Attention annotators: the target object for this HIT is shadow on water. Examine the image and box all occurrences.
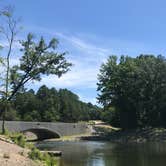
[36,141,166,166]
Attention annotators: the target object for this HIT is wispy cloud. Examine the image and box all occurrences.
[22,25,155,104]
[0,39,22,50]
[3,25,153,104]
[56,32,110,57]
[19,26,113,104]
[24,25,111,90]
[32,67,98,89]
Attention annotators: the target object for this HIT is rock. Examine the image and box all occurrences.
[41,150,62,156]
[3,153,10,159]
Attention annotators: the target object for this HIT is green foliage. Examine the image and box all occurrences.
[1,131,27,147]
[0,130,57,165]
[0,85,101,122]
[101,107,120,127]
[98,55,166,129]
[10,133,26,147]
[59,89,83,122]
[9,33,72,101]
[0,128,9,135]
[87,103,102,120]
[28,147,43,160]
[0,7,72,134]
[28,147,58,166]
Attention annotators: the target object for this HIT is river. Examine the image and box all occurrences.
[36,141,166,166]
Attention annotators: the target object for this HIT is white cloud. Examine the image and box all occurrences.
[33,67,98,89]
[1,25,163,104]
[0,39,22,50]
[56,32,110,57]
[78,94,97,105]
[10,57,20,66]
[23,26,109,92]
[26,25,111,60]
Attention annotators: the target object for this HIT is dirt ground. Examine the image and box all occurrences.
[0,137,39,166]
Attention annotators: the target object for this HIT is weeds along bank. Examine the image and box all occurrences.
[0,131,58,166]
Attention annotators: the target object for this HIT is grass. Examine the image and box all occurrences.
[0,129,26,147]
[0,130,58,166]
[28,147,58,166]
[10,133,26,147]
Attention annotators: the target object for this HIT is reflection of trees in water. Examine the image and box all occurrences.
[58,141,99,166]
[38,141,166,166]
[102,143,166,166]
[59,141,117,166]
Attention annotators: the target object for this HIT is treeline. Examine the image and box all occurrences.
[98,55,166,129]
[2,85,101,122]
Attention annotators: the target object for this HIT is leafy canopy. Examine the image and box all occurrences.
[9,33,72,100]
[97,55,166,129]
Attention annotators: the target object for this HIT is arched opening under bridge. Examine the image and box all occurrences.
[23,128,61,140]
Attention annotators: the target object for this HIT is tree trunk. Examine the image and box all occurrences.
[2,110,6,134]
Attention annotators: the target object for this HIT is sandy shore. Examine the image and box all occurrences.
[81,127,166,143]
[0,136,40,166]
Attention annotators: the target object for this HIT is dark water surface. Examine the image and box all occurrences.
[36,141,166,166]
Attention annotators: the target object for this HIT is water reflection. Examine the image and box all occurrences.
[36,141,166,166]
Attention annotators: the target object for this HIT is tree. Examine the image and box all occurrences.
[59,89,80,122]
[97,55,166,129]
[14,90,39,121]
[9,33,72,100]
[3,85,101,122]
[36,85,60,121]
[0,6,20,133]
[0,8,72,133]
[101,107,120,127]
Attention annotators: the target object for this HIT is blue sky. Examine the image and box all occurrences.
[1,0,166,104]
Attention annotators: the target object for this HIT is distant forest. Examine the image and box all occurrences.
[0,85,101,122]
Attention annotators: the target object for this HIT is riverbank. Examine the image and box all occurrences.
[38,124,166,144]
[0,135,39,166]
[0,133,59,166]
[80,127,166,143]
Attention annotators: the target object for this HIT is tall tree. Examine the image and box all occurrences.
[8,85,101,122]
[0,6,20,133]
[0,8,72,133]
[97,55,166,129]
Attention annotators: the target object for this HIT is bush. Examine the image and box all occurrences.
[0,128,9,135]
[10,133,26,147]
[43,152,58,166]
[28,147,43,160]
[1,131,58,166]
[28,147,58,166]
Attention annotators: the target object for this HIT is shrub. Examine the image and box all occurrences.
[28,147,58,166]
[10,133,26,147]
[28,147,43,160]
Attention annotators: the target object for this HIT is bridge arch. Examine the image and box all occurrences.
[23,128,61,140]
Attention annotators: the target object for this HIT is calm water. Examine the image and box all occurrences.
[36,141,166,166]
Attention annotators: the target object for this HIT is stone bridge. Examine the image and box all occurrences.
[0,121,90,140]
